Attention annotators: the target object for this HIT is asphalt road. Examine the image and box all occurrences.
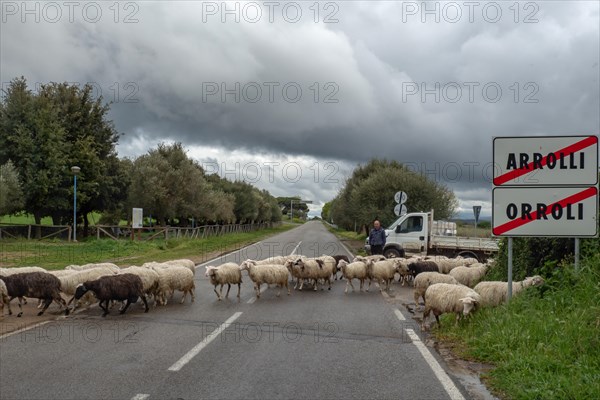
[0,221,469,400]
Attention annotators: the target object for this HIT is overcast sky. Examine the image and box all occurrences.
[2,1,599,219]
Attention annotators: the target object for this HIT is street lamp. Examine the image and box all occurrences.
[290,199,312,220]
[71,166,80,242]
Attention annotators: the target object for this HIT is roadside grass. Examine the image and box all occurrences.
[0,223,296,269]
[432,255,600,399]
[456,225,492,238]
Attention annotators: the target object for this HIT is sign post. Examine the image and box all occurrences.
[473,205,481,230]
[132,208,143,241]
[493,135,599,300]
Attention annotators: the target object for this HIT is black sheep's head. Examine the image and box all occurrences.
[74,283,89,299]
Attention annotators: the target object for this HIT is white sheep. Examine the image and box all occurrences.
[65,263,120,272]
[352,255,386,263]
[150,266,195,305]
[338,259,372,293]
[293,257,335,291]
[239,263,290,298]
[242,256,288,267]
[366,259,406,292]
[117,266,161,305]
[160,259,196,274]
[0,279,9,317]
[422,283,481,329]
[473,275,545,307]
[205,263,242,300]
[413,272,459,308]
[449,265,489,287]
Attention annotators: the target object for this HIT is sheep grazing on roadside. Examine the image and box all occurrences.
[408,261,440,278]
[239,263,290,298]
[422,283,481,330]
[74,273,148,317]
[473,276,545,307]
[413,272,459,309]
[150,266,195,305]
[338,259,372,293]
[366,259,407,292]
[0,279,10,317]
[0,272,68,317]
[332,255,350,280]
[205,263,242,301]
[449,265,489,288]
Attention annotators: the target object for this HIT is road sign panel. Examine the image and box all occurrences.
[493,135,598,186]
[492,186,598,237]
[394,204,408,216]
[394,191,408,204]
[473,206,481,223]
[132,208,143,229]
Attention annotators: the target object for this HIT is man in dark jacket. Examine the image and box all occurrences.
[368,219,386,255]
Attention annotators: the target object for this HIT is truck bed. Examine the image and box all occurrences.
[430,235,499,252]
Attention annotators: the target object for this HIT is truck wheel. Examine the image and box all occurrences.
[384,248,401,258]
[458,251,479,261]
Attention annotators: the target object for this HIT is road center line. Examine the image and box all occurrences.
[405,328,465,400]
[290,241,302,255]
[394,309,406,321]
[130,394,150,400]
[167,312,243,372]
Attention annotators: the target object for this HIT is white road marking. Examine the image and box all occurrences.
[394,309,406,321]
[168,312,243,372]
[246,286,268,304]
[337,239,355,259]
[290,241,302,256]
[405,329,466,400]
[131,394,150,400]
[0,320,50,341]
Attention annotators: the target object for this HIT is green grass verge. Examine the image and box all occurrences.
[0,223,296,269]
[432,255,600,399]
[0,212,105,225]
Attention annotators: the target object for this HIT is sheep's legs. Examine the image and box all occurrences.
[225,283,232,298]
[286,281,290,295]
[141,295,149,312]
[37,298,52,316]
[99,300,109,317]
[8,296,23,317]
[236,283,241,298]
[345,279,355,294]
[214,285,222,301]
[313,279,318,291]
[255,283,261,298]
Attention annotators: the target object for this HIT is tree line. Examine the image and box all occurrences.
[0,78,282,236]
[322,159,458,232]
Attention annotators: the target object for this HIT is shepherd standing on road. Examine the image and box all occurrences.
[368,219,386,255]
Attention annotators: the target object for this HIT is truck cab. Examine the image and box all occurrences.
[365,212,431,258]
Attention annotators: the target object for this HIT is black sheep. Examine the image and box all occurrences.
[0,272,67,317]
[408,261,440,277]
[74,273,149,317]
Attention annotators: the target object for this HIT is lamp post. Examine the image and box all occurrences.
[71,166,80,242]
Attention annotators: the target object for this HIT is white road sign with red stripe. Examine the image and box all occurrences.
[493,135,598,186]
[492,186,598,237]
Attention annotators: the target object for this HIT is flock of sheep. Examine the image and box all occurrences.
[0,253,544,330]
[204,253,545,329]
[0,260,195,318]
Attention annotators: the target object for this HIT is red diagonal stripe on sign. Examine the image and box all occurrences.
[494,136,598,186]
[493,186,598,236]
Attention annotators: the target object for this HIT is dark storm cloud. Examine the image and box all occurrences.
[2,1,598,216]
